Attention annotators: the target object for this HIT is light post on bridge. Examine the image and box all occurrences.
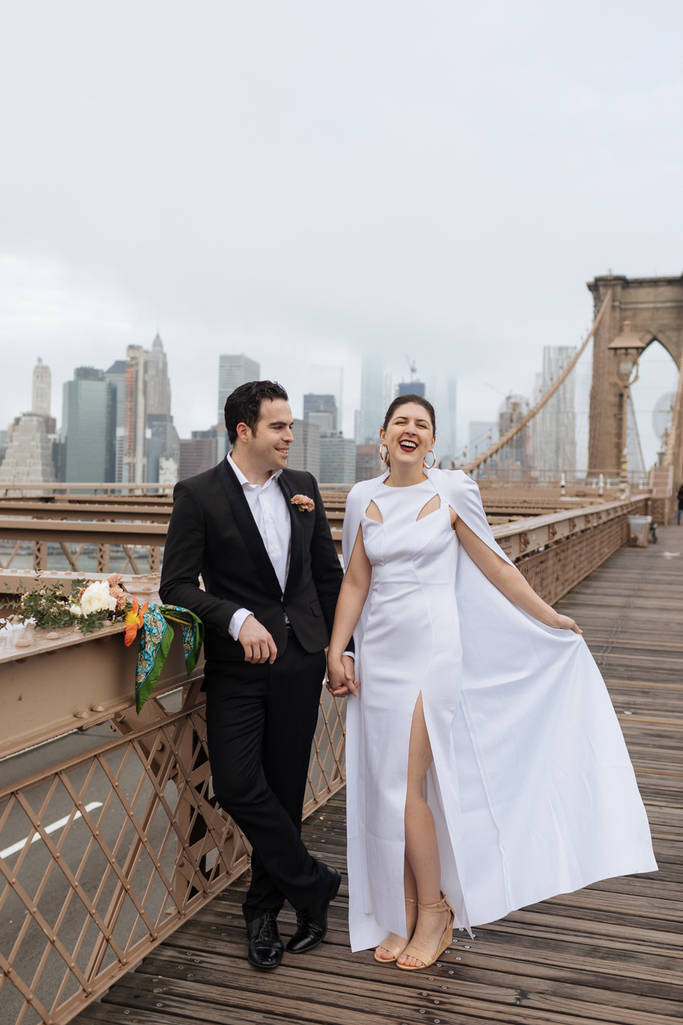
[608,321,646,487]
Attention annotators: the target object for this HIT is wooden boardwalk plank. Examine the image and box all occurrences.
[73,524,683,1025]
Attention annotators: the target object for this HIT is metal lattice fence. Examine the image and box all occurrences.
[0,680,345,1025]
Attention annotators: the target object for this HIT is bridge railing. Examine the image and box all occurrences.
[493,495,648,605]
[0,483,175,500]
[0,625,345,1025]
[0,521,166,576]
[469,467,651,489]
[0,489,652,1025]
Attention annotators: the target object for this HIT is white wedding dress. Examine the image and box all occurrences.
[342,469,656,953]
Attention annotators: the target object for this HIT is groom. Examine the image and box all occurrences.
[160,380,349,969]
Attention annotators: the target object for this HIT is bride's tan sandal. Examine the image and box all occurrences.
[396,892,454,971]
[374,898,417,964]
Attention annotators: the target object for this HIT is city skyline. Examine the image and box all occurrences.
[1,333,676,476]
[1,3,680,477]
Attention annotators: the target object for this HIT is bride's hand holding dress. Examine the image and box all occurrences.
[452,512,582,634]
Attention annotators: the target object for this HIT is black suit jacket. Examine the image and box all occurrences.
[159,460,345,661]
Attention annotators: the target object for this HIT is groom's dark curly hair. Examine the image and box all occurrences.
[224,380,289,444]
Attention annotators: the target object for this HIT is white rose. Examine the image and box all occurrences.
[70,605,82,617]
[79,581,117,616]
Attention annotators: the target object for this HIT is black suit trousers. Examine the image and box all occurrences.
[204,632,327,921]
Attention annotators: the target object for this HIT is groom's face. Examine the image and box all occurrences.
[248,398,295,473]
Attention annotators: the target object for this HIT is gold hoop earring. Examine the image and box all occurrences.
[424,451,436,469]
[379,444,389,463]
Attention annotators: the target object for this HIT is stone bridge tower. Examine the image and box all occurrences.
[587,274,683,480]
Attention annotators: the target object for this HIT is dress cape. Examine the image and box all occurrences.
[342,468,656,951]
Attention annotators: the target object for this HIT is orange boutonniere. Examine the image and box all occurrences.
[124,597,150,646]
[290,494,315,512]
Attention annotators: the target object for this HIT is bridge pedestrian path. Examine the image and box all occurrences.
[72,523,683,1025]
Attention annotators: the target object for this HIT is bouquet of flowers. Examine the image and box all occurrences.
[14,574,148,644]
[9,577,204,712]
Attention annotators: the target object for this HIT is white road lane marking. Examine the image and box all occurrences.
[0,802,104,859]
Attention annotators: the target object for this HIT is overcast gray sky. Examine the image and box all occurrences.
[1,0,681,465]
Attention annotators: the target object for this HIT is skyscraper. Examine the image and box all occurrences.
[431,375,457,463]
[397,380,426,397]
[532,346,577,472]
[104,359,128,482]
[146,333,172,415]
[0,414,56,485]
[303,393,338,435]
[498,395,532,473]
[0,360,57,484]
[289,419,321,478]
[124,345,148,484]
[310,366,343,429]
[468,421,497,461]
[356,356,392,444]
[122,334,177,483]
[355,443,383,482]
[319,435,356,484]
[32,358,51,416]
[146,414,180,484]
[62,368,116,482]
[217,354,260,423]
[179,437,219,480]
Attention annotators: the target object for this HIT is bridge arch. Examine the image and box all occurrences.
[587,274,683,480]
[630,339,680,466]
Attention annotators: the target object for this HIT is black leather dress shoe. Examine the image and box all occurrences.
[246,912,284,969]
[286,866,342,954]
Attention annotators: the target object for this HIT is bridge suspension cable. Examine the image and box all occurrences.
[462,288,613,474]
[662,353,683,469]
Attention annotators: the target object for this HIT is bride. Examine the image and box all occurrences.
[327,394,656,971]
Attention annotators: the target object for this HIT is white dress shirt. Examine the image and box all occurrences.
[227,451,292,640]
[225,452,353,659]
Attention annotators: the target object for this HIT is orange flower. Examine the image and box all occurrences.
[124,598,149,646]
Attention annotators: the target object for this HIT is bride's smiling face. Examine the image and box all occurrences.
[380,402,435,468]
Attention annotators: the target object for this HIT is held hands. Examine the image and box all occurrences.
[327,653,360,698]
[238,614,278,664]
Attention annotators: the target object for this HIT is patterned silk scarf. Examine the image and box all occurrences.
[135,604,204,712]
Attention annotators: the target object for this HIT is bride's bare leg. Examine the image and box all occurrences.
[404,857,417,901]
[397,694,450,969]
